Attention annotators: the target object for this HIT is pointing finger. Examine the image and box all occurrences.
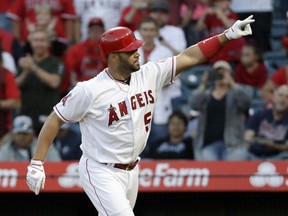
[244,15,253,20]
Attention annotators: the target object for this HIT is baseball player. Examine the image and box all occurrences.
[26,16,255,216]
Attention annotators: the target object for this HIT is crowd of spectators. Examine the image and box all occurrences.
[0,0,288,162]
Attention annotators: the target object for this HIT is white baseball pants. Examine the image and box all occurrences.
[79,155,139,216]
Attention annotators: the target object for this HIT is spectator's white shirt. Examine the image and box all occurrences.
[74,0,131,40]
[231,0,273,12]
[158,25,187,52]
[2,52,16,74]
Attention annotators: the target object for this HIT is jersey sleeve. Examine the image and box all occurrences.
[149,57,176,89]
[54,83,92,122]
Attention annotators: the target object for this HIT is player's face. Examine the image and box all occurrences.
[117,50,141,72]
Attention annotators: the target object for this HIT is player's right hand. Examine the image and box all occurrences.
[26,159,46,195]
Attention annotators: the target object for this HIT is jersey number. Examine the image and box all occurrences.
[144,112,152,132]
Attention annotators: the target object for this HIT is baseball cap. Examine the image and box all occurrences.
[12,116,34,134]
[88,17,104,28]
[213,60,232,72]
[150,0,169,12]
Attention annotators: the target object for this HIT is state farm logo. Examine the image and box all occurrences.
[139,163,209,187]
[250,162,284,187]
[0,168,18,187]
[58,163,82,188]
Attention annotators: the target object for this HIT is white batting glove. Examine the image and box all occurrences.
[26,159,46,195]
[225,15,255,40]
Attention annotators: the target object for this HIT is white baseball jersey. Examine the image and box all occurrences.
[54,57,176,164]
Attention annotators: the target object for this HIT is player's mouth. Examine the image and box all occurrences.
[134,61,140,66]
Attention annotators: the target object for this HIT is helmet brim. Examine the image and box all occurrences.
[116,39,145,53]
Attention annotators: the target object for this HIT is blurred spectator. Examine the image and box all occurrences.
[146,111,194,159]
[235,44,268,88]
[261,39,288,99]
[23,4,69,57]
[244,85,288,160]
[150,0,187,54]
[0,28,23,62]
[231,0,272,52]
[137,17,173,64]
[0,115,61,161]
[7,0,76,44]
[119,0,151,32]
[181,0,210,46]
[167,0,196,26]
[0,0,13,32]
[196,0,245,63]
[54,123,82,160]
[191,60,251,160]
[16,29,64,134]
[0,51,21,140]
[74,0,130,40]
[66,17,106,87]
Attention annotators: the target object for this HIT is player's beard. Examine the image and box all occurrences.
[118,55,140,73]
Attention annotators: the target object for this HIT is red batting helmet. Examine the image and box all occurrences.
[99,27,144,61]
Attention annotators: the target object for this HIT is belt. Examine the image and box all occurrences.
[103,159,139,171]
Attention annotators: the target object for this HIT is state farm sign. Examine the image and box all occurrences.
[139,163,209,188]
[1,161,288,192]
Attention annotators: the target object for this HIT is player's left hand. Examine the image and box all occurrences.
[225,15,255,40]
[26,159,46,195]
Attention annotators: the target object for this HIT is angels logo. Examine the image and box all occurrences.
[107,90,155,126]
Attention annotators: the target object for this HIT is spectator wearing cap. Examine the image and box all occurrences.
[190,60,251,160]
[66,17,107,87]
[16,29,64,134]
[0,51,20,140]
[118,0,151,32]
[149,0,187,55]
[54,123,82,160]
[0,115,61,161]
[196,0,245,63]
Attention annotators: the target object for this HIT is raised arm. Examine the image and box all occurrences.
[175,15,255,76]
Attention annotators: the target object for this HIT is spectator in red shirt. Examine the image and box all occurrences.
[118,0,151,32]
[0,49,21,139]
[167,0,196,26]
[196,0,245,63]
[66,18,107,87]
[235,44,268,88]
[7,0,76,44]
